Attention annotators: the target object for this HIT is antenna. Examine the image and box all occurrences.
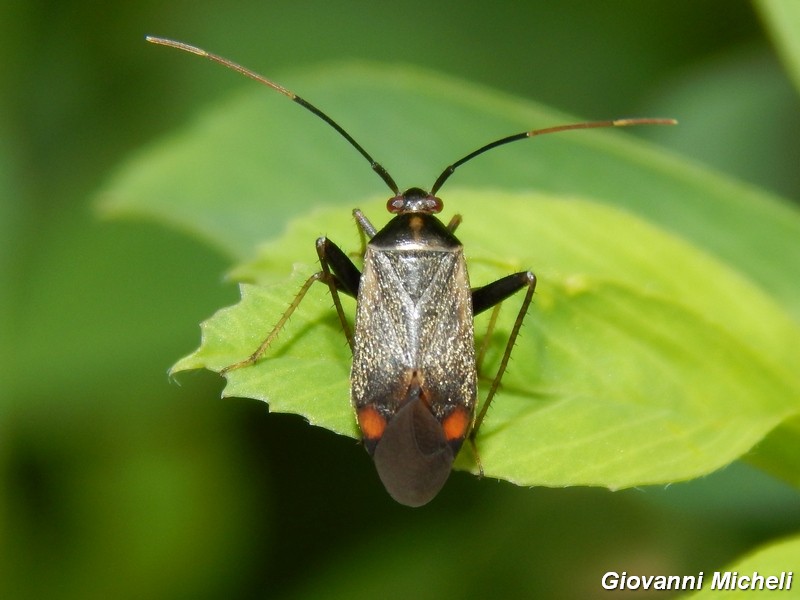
[147,37,676,200]
[146,36,400,195]
[430,118,677,195]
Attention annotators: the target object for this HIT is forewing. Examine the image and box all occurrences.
[351,247,476,415]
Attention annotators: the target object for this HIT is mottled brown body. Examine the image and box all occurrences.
[352,212,476,506]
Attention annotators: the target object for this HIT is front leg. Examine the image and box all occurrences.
[222,236,361,374]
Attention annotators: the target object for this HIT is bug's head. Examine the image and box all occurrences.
[386,187,443,216]
[364,395,455,507]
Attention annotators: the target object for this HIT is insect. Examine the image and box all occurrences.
[148,36,675,506]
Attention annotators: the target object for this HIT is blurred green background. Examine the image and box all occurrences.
[2,1,800,599]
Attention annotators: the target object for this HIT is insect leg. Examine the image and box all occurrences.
[470,271,537,438]
[475,303,502,376]
[221,237,361,374]
[351,208,378,258]
[446,214,462,233]
[317,236,361,351]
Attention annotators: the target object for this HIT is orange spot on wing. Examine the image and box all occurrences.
[442,407,470,441]
[357,406,386,440]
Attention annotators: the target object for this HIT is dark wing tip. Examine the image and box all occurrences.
[372,396,454,507]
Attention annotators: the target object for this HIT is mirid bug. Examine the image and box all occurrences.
[148,36,675,506]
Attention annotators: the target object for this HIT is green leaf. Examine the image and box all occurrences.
[758,0,800,95]
[745,414,800,488]
[172,193,800,488]
[684,534,800,598]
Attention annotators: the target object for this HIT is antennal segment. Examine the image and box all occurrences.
[429,117,677,195]
[146,36,400,195]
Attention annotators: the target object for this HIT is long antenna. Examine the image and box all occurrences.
[148,37,677,200]
[146,36,400,195]
[430,118,677,195]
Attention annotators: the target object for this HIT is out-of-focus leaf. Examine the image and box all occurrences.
[97,62,800,320]
[684,533,800,598]
[758,0,800,94]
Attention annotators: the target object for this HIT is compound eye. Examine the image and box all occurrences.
[428,196,443,213]
[386,195,405,213]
